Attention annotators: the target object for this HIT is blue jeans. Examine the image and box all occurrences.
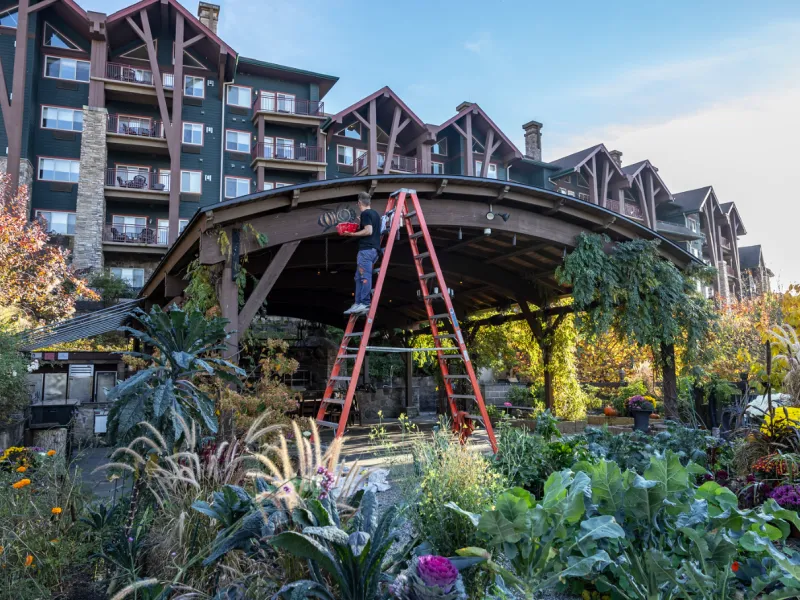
[355,248,378,305]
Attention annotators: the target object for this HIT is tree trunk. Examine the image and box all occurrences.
[542,344,554,411]
[660,342,678,420]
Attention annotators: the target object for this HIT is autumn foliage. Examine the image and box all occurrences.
[0,175,96,323]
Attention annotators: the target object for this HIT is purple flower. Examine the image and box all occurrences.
[715,470,730,482]
[769,484,800,511]
[417,555,458,592]
[127,537,134,542]
[703,473,714,482]
[746,474,756,483]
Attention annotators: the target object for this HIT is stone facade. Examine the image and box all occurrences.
[716,260,730,302]
[0,157,34,210]
[522,120,543,161]
[73,106,109,273]
[105,255,163,283]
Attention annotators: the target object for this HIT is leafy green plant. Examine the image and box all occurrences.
[89,270,135,307]
[0,328,30,422]
[269,490,398,599]
[611,379,648,414]
[107,305,245,445]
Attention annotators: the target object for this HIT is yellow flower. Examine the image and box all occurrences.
[51,507,62,515]
[0,545,4,555]
[24,555,33,567]
[50,539,59,544]
[46,450,56,457]
[15,466,26,473]
[12,478,31,489]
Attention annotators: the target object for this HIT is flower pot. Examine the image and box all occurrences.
[631,409,652,432]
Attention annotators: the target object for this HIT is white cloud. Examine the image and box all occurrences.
[549,85,800,288]
[464,33,492,54]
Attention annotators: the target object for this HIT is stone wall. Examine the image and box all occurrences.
[105,255,163,283]
[0,157,34,210]
[73,106,108,272]
[31,427,68,457]
[0,419,25,450]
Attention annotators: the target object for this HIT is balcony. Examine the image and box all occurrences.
[606,199,644,221]
[720,236,732,251]
[103,224,168,254]
[106,114,168,154]
[100,63,173,104]
[252,94,325,128]
[355,152,420,175]
[104,168,170,203]
[251,142,326,173]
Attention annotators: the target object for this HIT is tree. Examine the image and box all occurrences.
[557,233,717,418]
[0,175,96,322]
[107,306,245,445]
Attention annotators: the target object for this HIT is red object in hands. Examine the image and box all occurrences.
[337,222,358,235]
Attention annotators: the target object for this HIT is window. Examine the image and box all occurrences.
[474,161,498,179]
[180,170,202,194]
[182,122,203,145]
[472,138,485,153]
[172,42,205,68]
[157,219,169,244]
[110,267,145,289]
[225,130,250,153]
[120,41,154,62]
[577,174,589,189]
[0,7,18,28]
[225,176,251,198]
[112,214,147,237]
[431,138,447,155]
[162,72,175,89]
[275,137,294,159]
[38,157,79,182]
[45,56,90,82]
[179,219,188,232]
[43,23,82,51]
[263,182,275,190]
[35,210,76,235]
[258,91,296,113]
[41,106,83,132]
[184,75,204,98]
[275,182,291,188]
[115,115,152,136]
[114,165,150,188]
[337,145,353,166]
[431,161,445,175]
[335,123,361,140]
[227,85,251,107]
[355,148,367,169]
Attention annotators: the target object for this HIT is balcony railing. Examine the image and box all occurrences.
[253,94,323,117]
[251,142,324,163]
[107,114,165,139]
[606,199,644,220]
[104,224,168,246]
[105,169,170,191]
[355,152,420,174]
[106,63,154,86]
[720,236,731,250]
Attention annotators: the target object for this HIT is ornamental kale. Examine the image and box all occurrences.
[769,484,800,511]
[391,555,467,599]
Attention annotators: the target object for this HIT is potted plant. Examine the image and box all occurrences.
[627,395,654,432]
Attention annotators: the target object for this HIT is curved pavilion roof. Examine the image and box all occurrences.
[140,175,700,330]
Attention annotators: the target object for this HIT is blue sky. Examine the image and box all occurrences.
[81,0,800,286]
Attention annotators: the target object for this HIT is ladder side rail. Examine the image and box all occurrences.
[316,315,357,422]
[334,191,409,437]
[409,192,498,451]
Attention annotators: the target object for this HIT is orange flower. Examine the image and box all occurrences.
[731,561,740,573]
[0,545,4,555]
[12,478,31,489]
[46,450,56,457]
[51,507,62,515]
[24,555,33,567]
[15,466,26,473]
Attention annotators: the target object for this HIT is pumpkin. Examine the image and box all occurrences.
[650,413,660,419]
[604,406,618,417]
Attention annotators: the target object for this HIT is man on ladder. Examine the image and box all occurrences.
[342,192,381,316]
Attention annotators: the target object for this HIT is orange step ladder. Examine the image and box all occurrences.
[315,188,498,453]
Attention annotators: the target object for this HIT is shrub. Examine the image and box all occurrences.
[0,330,31,422]
[410,432,504,556]
[610,379,648,414]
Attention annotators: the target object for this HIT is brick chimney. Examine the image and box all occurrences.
[197,2,220,34]
[609,149,623,168]
[522,120,543,161]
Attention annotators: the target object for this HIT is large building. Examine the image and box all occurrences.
[0,0,764,299]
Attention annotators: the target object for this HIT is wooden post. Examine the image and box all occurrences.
[646,172,658,232]
[465,113,474,176]
[169,13,186,244]
[383,105,401,175]
[405,351,413,408]
[481,130,495,178]
[257,117,265,190]
[368,99,378,175]
[237,241,300,334]
[660,342,678,420]
[87,12,107,108]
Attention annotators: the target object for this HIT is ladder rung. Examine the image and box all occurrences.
[323,398,345,406]
[450,394,476,399]
[409,231,424,239]
[415,252,430,260]
[424,294,444,301]
[434,334,456,339]
[466,414,484,421]
[316,420,339,429]
[330,376,351,381]
[444,375,469,379]
[404,210,417,218]
[338,354,358,359]
[419,273,437,280]
[344,332,364,338]
[430,313,450,320]
[442,355,464,360]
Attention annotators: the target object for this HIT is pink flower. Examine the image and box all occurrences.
[417,555,458,592]
[503,402,512,407]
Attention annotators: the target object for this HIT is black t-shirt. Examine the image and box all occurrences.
[358,208,381,250]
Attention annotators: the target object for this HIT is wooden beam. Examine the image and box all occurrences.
[396,116,411,136]
[434,178,448,197]
[169,13,186,244]
[646,172,657,232]
[238,241,300,333]
[352,110,370,129]
[28,0,58,13]
[544,198,566,216]
[220,259,239,362]
[0,58,11,126]
[487,242,549,264]
[465,113,474,176]
[183,32,205,48]
[587,156,598,204]
[5,0,30,190]
[368,99,378,175]
[600,160,610,208]
[383,105,402,175]
[451,122,467,139]
[165,274,187,297]
[481,129,494,178]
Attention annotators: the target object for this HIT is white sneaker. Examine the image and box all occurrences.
[343,303,360,314]
[354,304,371,315]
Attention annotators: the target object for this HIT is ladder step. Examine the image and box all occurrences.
[466,414,484,421]
[330,376,351,381]
[434,334,456,339]
[323,398,345,406]
[430,313,450,320]
[444,375,470,379]
[442,354,464,360]
[404,210,417,218]
[409,231,424,240]
[338,354,358,359]
[316,419,339,429]
[344,332,364,338]
[450,394,476,399]
[419,273,437,280]
[424,294,444,301]
[415,252,430,260]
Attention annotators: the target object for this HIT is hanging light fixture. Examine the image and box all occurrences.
[458,227,462,240]
[512,234,517,246]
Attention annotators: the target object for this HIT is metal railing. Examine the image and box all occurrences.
[606,199,644,220]
[253,94,323,116]
[355,152,420,174]
[106,63,154,85]
[107,114,165,139]
[104,224,168,246]
[105,169,170,191]
[251,142,324,163]
[720,236,731,250]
